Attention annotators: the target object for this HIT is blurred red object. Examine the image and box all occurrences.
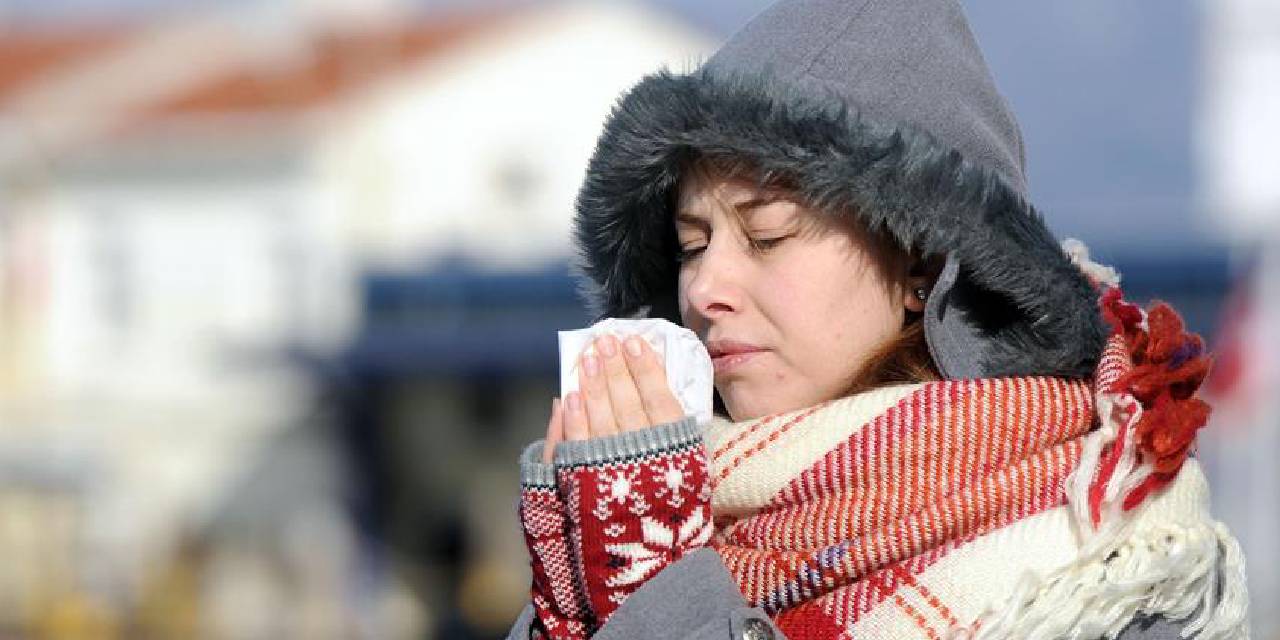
[1204,261,1271,427]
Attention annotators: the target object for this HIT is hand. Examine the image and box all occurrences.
[543,334,685,463]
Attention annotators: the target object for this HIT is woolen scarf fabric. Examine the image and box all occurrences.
[707,376,1093,635]
[699,286,1249,639]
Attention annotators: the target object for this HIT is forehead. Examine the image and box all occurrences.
[675,171,796,224]
[678,169,764,205]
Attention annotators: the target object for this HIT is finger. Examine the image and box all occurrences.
[579,352,619,437]
[543,397,563,464]
[623,335,686,424]
[597,335,649,431]
[563,392,589,441]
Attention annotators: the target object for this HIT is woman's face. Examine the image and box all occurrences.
[675,170,922,421]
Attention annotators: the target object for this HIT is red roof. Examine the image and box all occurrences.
[0,8,509,122]
[0,25,134,103]
[145,11,506,118]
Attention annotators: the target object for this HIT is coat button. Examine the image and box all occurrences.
[741,618,774,640]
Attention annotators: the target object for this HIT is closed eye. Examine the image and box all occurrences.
[751,236,790,251]
[676,245,706,263]
[677,235,791,263]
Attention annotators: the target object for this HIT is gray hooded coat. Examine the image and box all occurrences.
[511,0,1187,637]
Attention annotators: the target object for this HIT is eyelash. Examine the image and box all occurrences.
[676,235,790,263]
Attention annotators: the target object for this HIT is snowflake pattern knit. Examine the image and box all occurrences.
[519,417,710,637]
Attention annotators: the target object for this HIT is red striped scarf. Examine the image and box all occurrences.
[706,375,1098,637]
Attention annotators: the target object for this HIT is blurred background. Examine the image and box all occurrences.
[0,0,1276,638]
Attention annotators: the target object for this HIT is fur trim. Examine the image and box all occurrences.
[573,69,1106,379]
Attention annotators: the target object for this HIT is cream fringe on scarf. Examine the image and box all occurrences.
[971,241,1249,639]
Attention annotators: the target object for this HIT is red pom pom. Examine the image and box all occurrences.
[1099,292,1214,512]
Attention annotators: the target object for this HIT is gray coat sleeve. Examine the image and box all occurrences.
[1111,615,1190,640]
[507,549,784,640]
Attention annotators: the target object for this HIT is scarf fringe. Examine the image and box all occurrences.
[963,489,1248,640]
[1063,238,1121,290]
[961,250,1249,639]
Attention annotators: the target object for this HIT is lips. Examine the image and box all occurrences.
[705,339,768,374]
[705,339,766,359]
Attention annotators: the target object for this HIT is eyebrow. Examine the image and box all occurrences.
[675,197,782,226]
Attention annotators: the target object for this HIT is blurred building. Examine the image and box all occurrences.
[0,2,712,637]
[1197,0,1280,636]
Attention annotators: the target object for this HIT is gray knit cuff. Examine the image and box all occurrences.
[552,416,702,468]
[519,441,555,488]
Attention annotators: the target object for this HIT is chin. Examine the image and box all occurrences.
[723,394,778,422]
[720,375,819,420]
[727,389,829,422]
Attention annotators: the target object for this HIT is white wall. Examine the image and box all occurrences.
[316,1,715,271]
[1198,0,1280,237]
[0,162,357,599]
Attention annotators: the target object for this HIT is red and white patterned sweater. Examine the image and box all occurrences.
[517,417,711,639]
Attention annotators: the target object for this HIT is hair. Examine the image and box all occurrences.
[843,315,939,395]
[678,153,941,410]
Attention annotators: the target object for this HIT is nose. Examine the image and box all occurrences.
[681,234,745,321]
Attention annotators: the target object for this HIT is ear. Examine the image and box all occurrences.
[904,283,927,313]
[903,254,946,313]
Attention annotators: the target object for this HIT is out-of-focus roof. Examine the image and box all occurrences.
[0,7,521,162]
[0,25,134,102]
[144,12,506,117]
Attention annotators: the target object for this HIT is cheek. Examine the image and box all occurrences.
[832,278,900,338]
[676,271,695,325]
[780,248,901,353]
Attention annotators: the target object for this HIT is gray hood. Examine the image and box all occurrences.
[572,0,1106,379]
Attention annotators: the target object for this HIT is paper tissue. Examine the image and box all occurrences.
[558,318,714,426]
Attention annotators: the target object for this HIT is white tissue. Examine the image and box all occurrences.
[558,318,714,426]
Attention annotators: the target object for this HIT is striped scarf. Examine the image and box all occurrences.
[706,376,1096,638]
[703,294,1249,639]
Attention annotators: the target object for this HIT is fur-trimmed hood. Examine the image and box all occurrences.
[571,0,1106,379]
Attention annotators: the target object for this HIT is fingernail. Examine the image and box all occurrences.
[551,397,560,413]
[625,336,644,357]
[583,355,600,377]
[598,335,617,358]
[566,392,582,412]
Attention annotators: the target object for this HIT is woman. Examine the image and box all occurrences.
[510,0,1250,638]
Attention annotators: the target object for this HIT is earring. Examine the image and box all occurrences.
[914,287,928,301]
